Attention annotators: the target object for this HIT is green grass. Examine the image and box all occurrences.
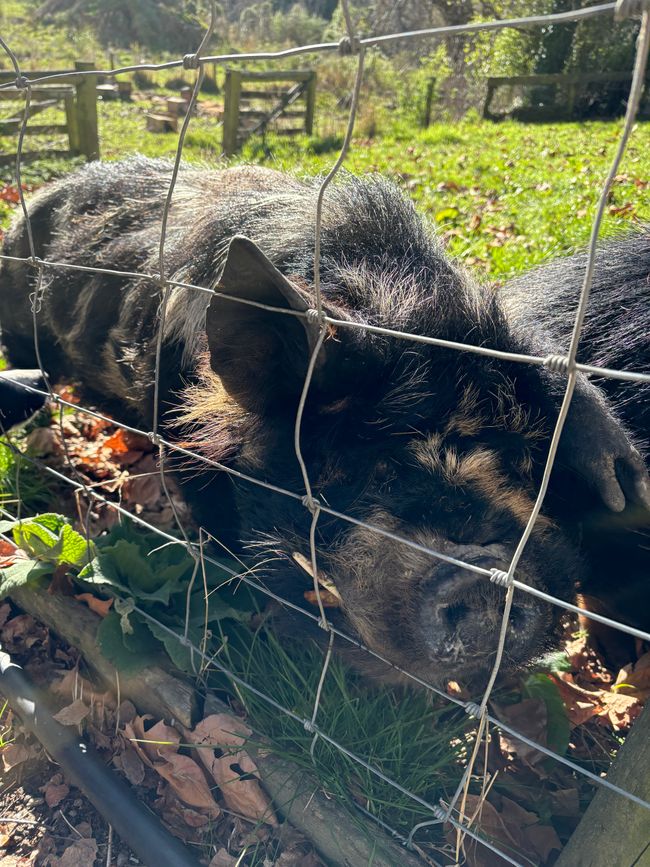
[0,426,55,516]
[3,108,649,281]
[238,116,650,278]
[212,621,469,836]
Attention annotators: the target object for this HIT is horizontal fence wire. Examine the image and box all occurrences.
[1,0,649,864]
[1,438,648,819]
[6,376,650,644]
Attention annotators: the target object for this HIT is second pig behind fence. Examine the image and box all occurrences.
[0,156,648,686]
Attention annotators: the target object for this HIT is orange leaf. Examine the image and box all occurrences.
[304,589,341,608]
[74,593,114,617]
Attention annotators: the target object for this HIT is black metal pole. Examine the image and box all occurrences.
[0,648,202,867]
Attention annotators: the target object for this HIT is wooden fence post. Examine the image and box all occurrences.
[304,71,316,135]
[64,91,80,155]
[74,60,99,160]
[422,77,436,128]
[222,69,242,157]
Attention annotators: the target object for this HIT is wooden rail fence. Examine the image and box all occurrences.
[484,71,639,121]
[0,61,99,163]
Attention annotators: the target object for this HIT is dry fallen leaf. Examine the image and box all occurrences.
[551,672,642,731]
[613,651,650,699]
[1,741,37,772]
[550,674,601,727]
[452,794,561,867]
[154,752,221,819]
[493,698,547,763]
[125,716,220,818]
[49,837,98,867]
[187,714,278,825]
[117,746,146,787]
[129,717,180,764]
[42,774,70,808]
[53,699,91,727]
[304,589,341,608]
[209,849,238,867]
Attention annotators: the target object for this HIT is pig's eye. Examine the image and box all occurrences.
[374,459,397,480]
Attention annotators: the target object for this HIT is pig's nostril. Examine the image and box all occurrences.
[443,601,469,629]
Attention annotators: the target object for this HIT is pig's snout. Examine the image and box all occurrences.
[419,547,547,669]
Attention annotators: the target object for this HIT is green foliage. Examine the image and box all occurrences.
[523,672,571,756]
[0,433,53,515]
[35,0,207,52]
[1,512,95,567]
[0,512,93,598]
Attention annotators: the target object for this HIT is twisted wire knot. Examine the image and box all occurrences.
[303,719,316,733]
[616,0,650,19]
[148,431,161,446]
[489,567,512,588]
[431,804,448,821]
[464,701,482,719]
[338,35,361,55]
[301,494,320,514]
[182,53,200,69]
[15,75,28,90]
[544,354,570,374]
[29,290,42,315]
[305,307,326,326]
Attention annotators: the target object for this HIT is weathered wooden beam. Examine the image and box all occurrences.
[0,122,68,135]
[223,69,242,157]
[9,586,197,728]
[0,87,74,101]
[237,69,314,82]
[74,61,99,161]
[555,703,650,867]
[304,72,316,134]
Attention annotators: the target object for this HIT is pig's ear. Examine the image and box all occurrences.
[205,236,321,411]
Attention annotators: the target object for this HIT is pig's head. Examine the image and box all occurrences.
[178,235,640,686]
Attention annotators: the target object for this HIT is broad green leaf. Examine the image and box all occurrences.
[97,611,160,674]
[0,559,51,598]
[523,673,570,756]
[435,207,459,222]
[146,617,207,674]
[185,587,252,627]
[79,539,187,604]
[9,513,95,568]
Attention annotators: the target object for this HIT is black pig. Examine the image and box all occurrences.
[0,157,647,685]
[504,237,650,655]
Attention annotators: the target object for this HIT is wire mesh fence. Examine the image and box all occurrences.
[0,0,649,864]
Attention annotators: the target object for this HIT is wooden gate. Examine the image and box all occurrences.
[0,61,99,164]
[222,69,316,156]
